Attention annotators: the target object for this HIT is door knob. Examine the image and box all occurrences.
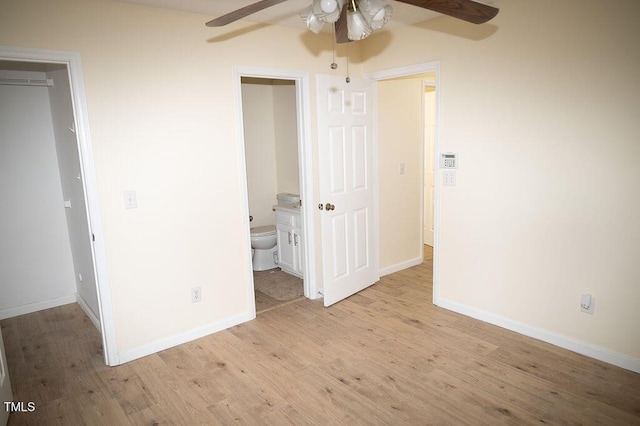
[325,203,335,211]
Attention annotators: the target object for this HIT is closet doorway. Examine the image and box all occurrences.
[0,60,100,324]
[0,46,115,366]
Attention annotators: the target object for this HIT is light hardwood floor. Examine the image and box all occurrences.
[2,246,639,425]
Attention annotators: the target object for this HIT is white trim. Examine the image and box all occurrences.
[0,46,117,366]
[438,298,640,374]
[421,79,437,252]
[233,66,317,301]
[379,256,423,277]
[297,72,318,298]
[366,61,441,304]
[117,311,254,365]
[419,80,425,253]
[365,62,440,81]
[232,68,258,318]
[371,79,381,284]
[0,295,76,321]
[431,68,441,307]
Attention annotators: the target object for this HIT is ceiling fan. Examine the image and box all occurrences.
[205,0,499,43]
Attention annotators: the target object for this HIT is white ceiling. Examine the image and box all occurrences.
[118,0,444,32]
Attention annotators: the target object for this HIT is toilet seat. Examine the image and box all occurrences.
[250,225,276,237]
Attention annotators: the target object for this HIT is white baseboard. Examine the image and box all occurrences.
[76,294,101,331]
[380,255,423,277]
[116,311,256,365]
[0,294,77,320]
[437,298,640,374]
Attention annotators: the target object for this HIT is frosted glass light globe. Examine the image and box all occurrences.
[320,0,338,13]
[373,8,386,21]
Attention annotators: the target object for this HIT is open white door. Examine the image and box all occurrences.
[316,75,378,306]
[0,329,12,425]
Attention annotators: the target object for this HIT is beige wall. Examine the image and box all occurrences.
[3,0,639,368]
[377,75,428,270]
[273,82,300,196]
[242,79,299,228]
[364,0,640,363]
[0,0,352,359]
[241,81,278,228]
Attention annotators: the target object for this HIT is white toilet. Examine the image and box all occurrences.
[250,193,300,271]
[250,225,278,271]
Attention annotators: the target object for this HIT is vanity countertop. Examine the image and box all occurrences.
[273,203,300,214]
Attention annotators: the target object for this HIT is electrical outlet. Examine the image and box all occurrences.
[580,293,595,314]
[191,287,202,303]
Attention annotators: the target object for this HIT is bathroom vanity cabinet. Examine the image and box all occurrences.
[275,206,304,278]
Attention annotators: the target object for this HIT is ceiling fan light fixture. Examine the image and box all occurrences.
[347,10,372,40]
[359,0,393,30]
[312,0,344,23]
[302,0,345,32]
[300,5,326,34]
[322,3,343,23]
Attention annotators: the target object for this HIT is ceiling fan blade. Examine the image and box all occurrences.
[395,0,499,24]
[206,0,290,27]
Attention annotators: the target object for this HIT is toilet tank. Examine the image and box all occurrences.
[277,192,300,206]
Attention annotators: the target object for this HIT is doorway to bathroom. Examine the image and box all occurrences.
[235,67,316,314]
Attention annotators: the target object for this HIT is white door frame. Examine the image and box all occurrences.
[0,46,117,365]
[422,79,436,247]
[233,66,317,301]
[366,61,441,305]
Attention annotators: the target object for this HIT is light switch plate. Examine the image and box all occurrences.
[443,170,456,186]
[124,191,137,209]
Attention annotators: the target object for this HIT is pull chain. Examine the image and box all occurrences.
[331,24,338,70]
[346,41,350,83]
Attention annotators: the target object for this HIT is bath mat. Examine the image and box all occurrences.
[254,269,303,301]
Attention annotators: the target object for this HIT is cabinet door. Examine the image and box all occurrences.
[276,225,295,271]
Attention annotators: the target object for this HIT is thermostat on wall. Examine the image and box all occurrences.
[441,152,458,169]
